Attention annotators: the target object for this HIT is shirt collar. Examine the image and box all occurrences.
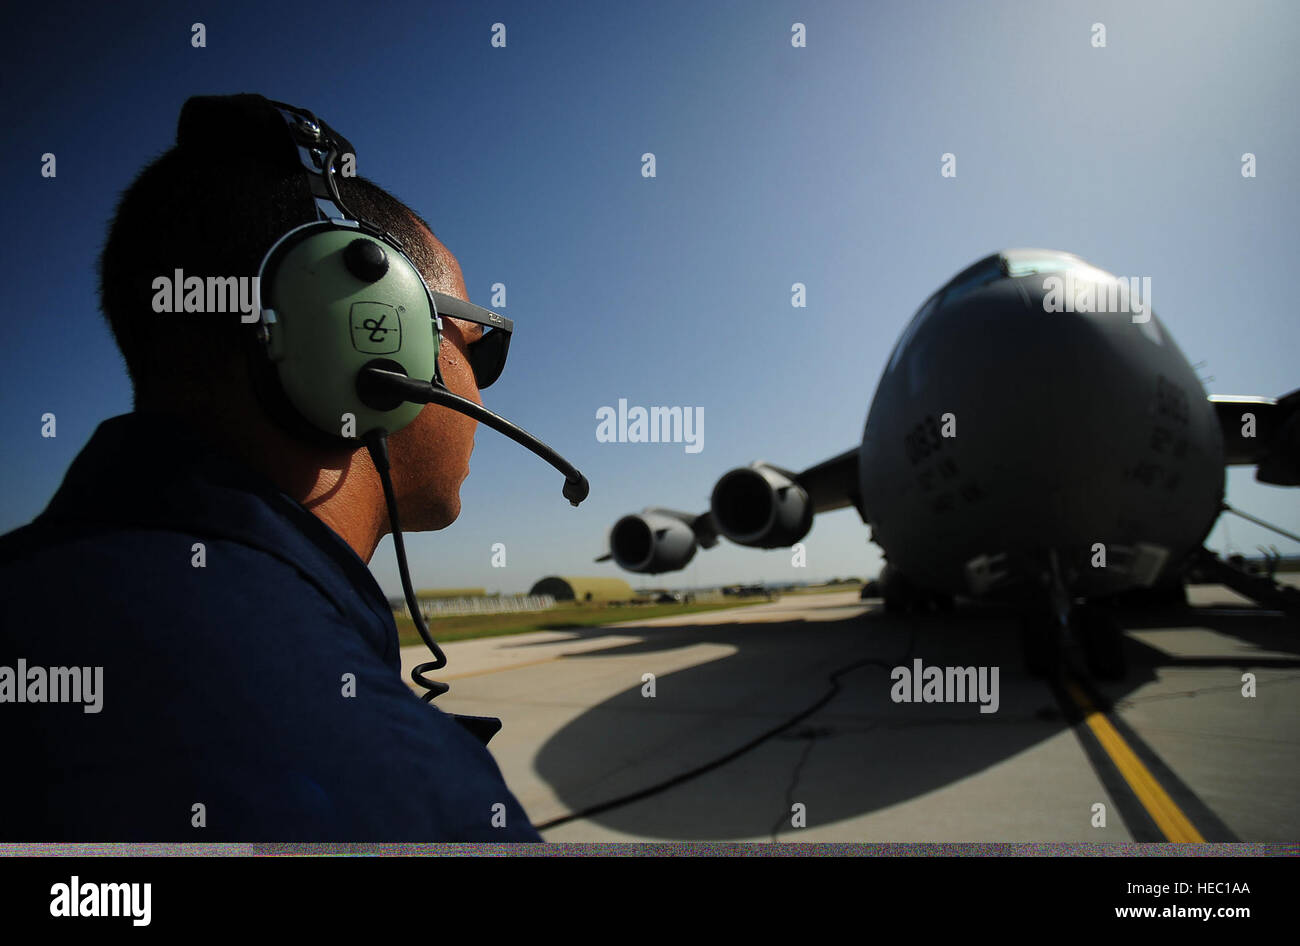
[39,412,398,662]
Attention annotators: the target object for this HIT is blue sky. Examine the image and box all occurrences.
[2,0,1297,596]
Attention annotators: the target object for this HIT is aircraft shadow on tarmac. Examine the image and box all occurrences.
[527,602,1299,840]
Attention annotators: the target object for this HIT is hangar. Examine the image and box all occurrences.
[529,576,638,604]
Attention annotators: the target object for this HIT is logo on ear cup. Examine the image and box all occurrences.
[350,302,402,354]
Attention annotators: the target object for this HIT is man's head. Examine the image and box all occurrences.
[97,95,480,540]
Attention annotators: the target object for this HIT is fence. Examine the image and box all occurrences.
[393,595,557,620]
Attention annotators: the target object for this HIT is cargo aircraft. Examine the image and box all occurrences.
[598,249,1300,678]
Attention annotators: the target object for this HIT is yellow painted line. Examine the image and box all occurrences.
[1063,680,1204,842]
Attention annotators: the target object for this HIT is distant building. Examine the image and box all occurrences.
[529,576,638,604]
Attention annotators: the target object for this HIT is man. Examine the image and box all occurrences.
[0,94,542,841]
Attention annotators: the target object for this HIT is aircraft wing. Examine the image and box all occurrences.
[785,447,862,514]
[597,448,862,573]
[1209,387,1300,486]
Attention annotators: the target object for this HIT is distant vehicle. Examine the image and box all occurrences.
[598,249,1299,679]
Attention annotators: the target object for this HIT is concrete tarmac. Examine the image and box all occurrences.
[401,585,1299,842]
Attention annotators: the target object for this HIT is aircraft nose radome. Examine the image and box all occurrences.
[973,311,1139,501]
[868,283,1181,577]
[859,254,1226,600]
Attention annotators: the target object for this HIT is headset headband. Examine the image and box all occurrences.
[265,100,413,257]
[267,102,357,224]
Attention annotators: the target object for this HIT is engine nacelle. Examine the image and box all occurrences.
[608,511,699,574]
[710,463,813,548]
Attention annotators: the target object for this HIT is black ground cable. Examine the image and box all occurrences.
[770,730,824,841]
[534,627,916,832]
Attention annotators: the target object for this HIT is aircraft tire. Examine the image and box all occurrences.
[1020,615,1063,678]
[1077,605,1127,680]
[883,593,908,615]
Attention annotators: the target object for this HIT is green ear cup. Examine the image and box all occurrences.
[259,223,440,439]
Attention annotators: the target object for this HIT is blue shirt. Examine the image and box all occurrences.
[0,413,541,841]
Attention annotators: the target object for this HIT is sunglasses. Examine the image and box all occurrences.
[429,291,513,389]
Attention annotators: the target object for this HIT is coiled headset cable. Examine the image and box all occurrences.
[356,369,589,703]
[363,429,449,702]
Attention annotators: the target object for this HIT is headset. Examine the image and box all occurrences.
[195,95,588,718]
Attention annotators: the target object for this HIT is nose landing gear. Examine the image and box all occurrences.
[1019,550,1128,680]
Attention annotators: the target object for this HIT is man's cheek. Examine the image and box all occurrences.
[437,347,468,385]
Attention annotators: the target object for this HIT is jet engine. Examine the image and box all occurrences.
[608,511,699,574]
[709,463,813,548]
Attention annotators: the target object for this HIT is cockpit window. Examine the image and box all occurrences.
[1002,249,1084,278]
[1004,250,1116,296]
[939,254,1007,307]
[886,292,940,375]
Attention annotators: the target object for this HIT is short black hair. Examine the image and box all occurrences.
[97,120,443,406]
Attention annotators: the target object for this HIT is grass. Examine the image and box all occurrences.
[779,582,864,595]
[392,598,767,647]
